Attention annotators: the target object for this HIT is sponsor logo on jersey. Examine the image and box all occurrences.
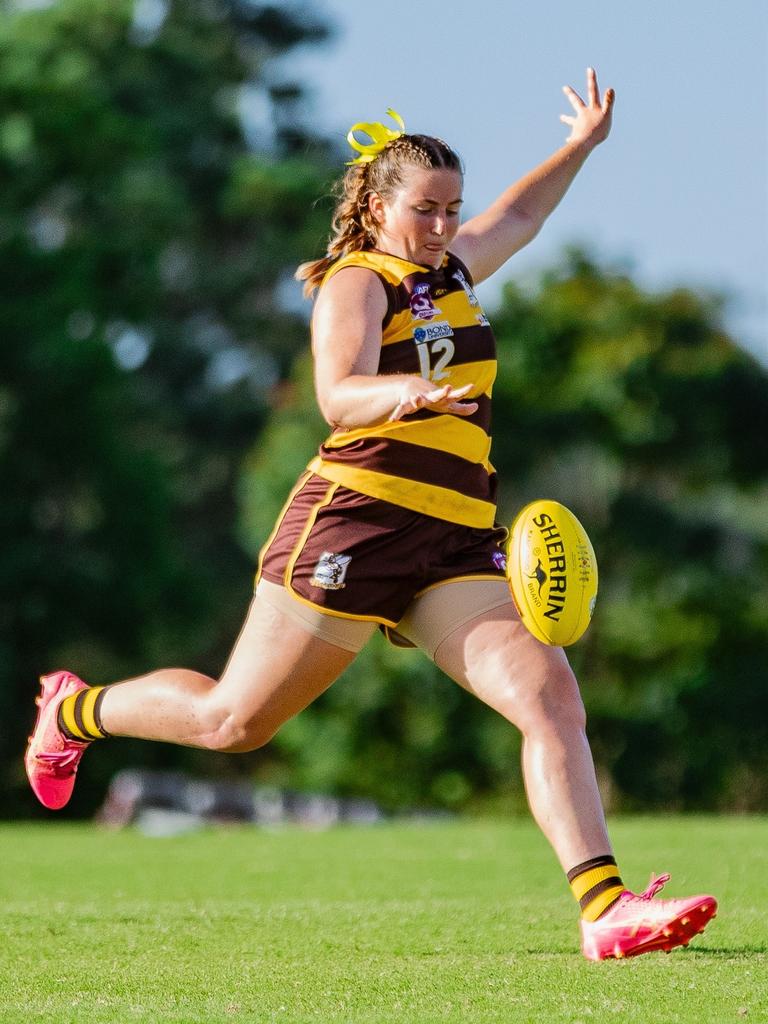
[452,267,479,306]
[413,320,454,345]
[476,312,491,327]
[310,551,352,590]
[492,550,507,571]
[409,283,441,321]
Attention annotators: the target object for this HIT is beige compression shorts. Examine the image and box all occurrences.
[255,576,514,659]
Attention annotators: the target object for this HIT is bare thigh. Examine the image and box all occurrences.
[432,600,581,733]
[209,594,359,749]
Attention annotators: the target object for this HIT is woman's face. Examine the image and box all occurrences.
[369,165,463,268]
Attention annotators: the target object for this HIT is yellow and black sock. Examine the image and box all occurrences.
[567,855,625,921]
[57,686,111,742]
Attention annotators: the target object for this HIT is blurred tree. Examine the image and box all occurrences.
[240,250,768,812]
[0,0,334,815]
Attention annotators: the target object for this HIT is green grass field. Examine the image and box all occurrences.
[2,817,767,1024]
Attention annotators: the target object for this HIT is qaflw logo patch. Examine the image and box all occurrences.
[409,283,441,321]
[310,551,352,590]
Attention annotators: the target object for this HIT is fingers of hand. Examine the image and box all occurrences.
[562,84,585,112]
[390,389,424,421]
[426,384,474,406]
[565,70,614,123]
[443,383,472,399]
[391,397,425,420]
[391,381,475,420]
[587,66,599,106]
[448,401,479,417]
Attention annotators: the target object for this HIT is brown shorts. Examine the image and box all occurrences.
[256,472,509,628]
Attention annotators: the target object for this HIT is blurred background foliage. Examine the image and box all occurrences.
[1,0,766,818]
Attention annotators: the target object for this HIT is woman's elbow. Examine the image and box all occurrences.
[316,389,345,429]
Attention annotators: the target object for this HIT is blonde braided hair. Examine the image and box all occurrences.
[295,133,463,297]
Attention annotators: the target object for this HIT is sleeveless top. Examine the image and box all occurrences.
[307,249,498,529]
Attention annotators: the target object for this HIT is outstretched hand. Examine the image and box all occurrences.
[561,67,615,147]
[389,381,478,422]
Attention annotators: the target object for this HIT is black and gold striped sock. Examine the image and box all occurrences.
[567,855,625,922]
[57,686,111,742]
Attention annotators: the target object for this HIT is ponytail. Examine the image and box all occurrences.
[295,164,376,297]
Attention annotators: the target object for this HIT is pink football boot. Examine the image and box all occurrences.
[581,873,717,961]
[25,671,90,810]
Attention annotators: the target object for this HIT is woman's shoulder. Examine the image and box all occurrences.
[322,249,425,288]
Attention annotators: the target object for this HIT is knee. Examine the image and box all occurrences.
[507,660,587,737]
[196,701,277,753]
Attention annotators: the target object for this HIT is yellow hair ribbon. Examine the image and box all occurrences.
[346,108,405,165]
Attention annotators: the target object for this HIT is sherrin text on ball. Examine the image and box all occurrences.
[506,499,598,646]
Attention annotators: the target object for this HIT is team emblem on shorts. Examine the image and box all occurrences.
[310,551,352,590]
[492,550,507,571]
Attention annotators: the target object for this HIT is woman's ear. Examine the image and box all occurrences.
[368,191,385,226]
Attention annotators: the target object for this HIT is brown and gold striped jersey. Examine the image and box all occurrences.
[308,249,498,528]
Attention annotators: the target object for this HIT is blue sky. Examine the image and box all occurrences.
[288,0,767,365]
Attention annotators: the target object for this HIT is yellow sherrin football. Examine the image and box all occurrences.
[506,499,598,647]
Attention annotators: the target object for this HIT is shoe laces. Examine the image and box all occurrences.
[36,747,85,775]
[617,873,674,938]
[638,872,671,900]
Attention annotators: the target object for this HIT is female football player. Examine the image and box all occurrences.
[26,69,716,959]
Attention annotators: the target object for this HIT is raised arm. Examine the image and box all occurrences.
[452,68,615,285]
[312,267,478,428]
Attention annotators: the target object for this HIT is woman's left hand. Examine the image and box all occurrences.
[561,67,615,147]
[388,381,479,422]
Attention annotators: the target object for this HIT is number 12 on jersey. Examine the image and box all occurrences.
[413,333,455,382]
